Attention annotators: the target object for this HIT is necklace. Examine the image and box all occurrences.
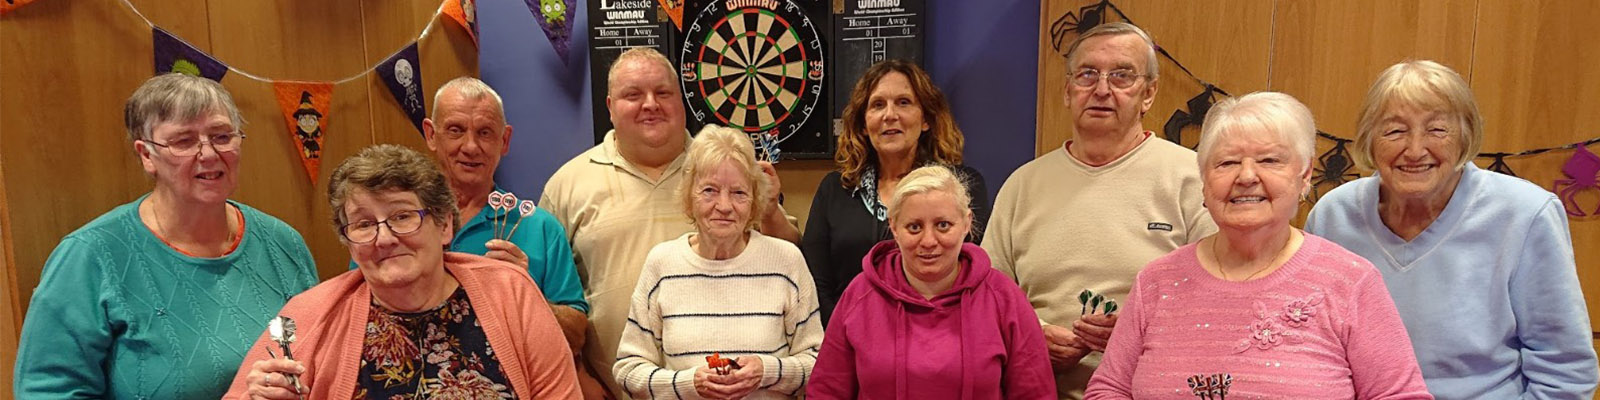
[1209,233,1295,282]
[150,196,236,256]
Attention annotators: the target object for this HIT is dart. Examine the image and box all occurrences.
[505,200,537,239]
[488,191,506,239]
[501,192,521,240]
[1078,289,1092,315]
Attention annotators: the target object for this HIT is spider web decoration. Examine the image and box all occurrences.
[1483,153,1517,177]
[1311,135,1361,201]
[1163,84,1226,146]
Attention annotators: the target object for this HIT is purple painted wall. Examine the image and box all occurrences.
[483,0,1039,202]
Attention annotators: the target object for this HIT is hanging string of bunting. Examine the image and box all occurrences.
[1051,0,1600,216]
[105,0,478,182]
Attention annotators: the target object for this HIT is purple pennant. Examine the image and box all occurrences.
[524,0,575,63]
[153,27,228,82]
[375,42,426,135]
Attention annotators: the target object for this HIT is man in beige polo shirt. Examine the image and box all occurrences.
[540,46,800,399]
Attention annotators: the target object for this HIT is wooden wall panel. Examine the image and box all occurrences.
[0,0,478,355]
[1268,0,1476,137]
[1469,0,1600,338]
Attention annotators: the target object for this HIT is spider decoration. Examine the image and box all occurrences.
[1186,373,1232,399]
[1310,138,1362,201]
[1553,145,1600,217]
[1483,153,1518,177]
[1049,1,1110,55]
[1163,85,1221,146]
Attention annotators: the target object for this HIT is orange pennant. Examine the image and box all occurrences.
[659,0,683,30]
[442,0,480,46]
[272,81,333,182]
[0,0,41,17]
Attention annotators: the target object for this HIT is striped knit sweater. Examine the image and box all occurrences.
[614,231,823,399]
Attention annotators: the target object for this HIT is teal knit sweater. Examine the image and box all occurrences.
[14,196,319,399]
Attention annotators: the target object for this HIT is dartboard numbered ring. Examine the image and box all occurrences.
[681,0,825,138]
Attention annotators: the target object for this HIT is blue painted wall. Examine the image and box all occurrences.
[483,0,1039,202]
[482,0,596,198]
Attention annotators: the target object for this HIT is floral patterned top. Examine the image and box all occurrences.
[354,287,516,399]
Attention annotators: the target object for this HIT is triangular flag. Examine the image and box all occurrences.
[658,0,683,30]
[272,81,333,182]
[0,0,41,17]
[376,43,426,135]
[442,0,480,46]
[524,0,575,63]
[153,27,228,81]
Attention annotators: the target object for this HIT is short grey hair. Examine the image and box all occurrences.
[607,47,675,95]
[123,73,245,143]
[1063,22,1160,83]
[432,76,506,122]
[1196,92,1317,173]
[1352,60,1482,171]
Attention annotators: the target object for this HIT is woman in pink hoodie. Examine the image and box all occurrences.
[808,165,1055,400]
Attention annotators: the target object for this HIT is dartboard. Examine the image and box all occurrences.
[680,0,825,141]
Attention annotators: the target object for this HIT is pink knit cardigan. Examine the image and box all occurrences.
[223,252,581,399]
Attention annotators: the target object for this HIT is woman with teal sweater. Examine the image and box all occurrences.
[13,73,320,399]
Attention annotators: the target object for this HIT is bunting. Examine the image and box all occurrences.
[660,0,685,30]
[153,27,228,81]
[0,0,40,17]
[442,0,479,46]
[376,43,427,135]
[525,0,575,63]
[273,81,333,182]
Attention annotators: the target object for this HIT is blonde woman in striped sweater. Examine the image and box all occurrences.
[614,125,823,399]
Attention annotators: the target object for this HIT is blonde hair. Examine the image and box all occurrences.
[886,165,973,229]
[124,73,245,143]
[1063,22,1159,83]
[607,47,676,96]
[678,125,771,231]
[836,60,964,188]
[1196,92,1317,173]
[432,76,505,122]
[1353,60,1483,171]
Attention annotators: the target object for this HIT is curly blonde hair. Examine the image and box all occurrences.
[837,60,964,188]
[678,125,771,232]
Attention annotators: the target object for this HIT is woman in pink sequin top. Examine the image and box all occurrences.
[1084,92,1432,399]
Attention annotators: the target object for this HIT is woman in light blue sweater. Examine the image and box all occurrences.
[13,74,319,399]
[1307,60,1597,399]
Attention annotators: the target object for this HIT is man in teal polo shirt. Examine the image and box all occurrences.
[420,77,589,346]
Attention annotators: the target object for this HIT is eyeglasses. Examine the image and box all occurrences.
[1071,68,1148,89]
[143,132,247,157]
[339,209,430,244]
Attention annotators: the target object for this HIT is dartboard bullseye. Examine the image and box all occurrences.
[681,0,825,146]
